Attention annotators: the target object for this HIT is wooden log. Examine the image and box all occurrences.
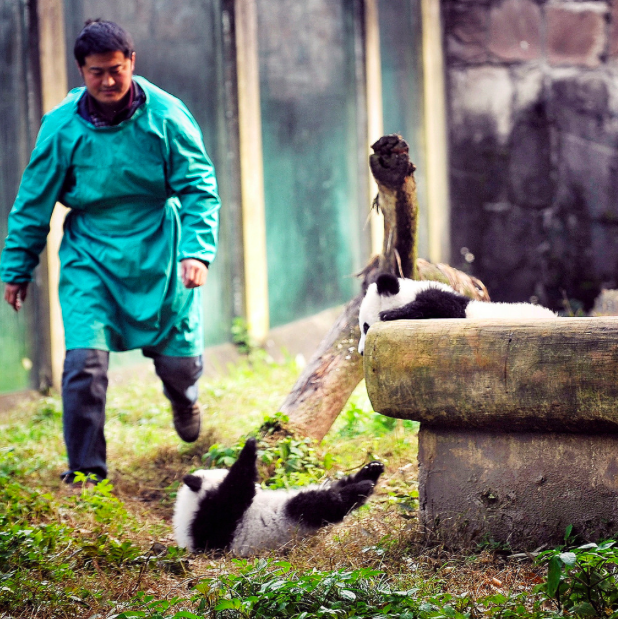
[416,258,489,302]
[364,317,618,432]
[279,293,365,440]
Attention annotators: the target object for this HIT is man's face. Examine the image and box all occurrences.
[78,50,135,108]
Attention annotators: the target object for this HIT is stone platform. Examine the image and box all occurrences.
[364,317,618,549]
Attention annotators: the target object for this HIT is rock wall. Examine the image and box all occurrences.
[443,0,618,310]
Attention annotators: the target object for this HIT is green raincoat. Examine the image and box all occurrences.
[0,77,220,356]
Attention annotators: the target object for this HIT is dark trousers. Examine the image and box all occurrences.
[61,348,203,482]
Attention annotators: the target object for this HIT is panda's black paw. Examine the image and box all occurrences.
[243,437,257,451]
[338,462,384,488]
[379,310,396,321]
[356,461,384,484]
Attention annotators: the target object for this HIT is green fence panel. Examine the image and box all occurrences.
[257,0,368,328]
[378,0,429,259]
[63,0,238,361]
[0,0,37,394]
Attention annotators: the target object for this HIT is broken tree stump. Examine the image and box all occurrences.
[364,316,618,548]
[416,258,489,302]
[278,294,366,441]
[369,134,419,278]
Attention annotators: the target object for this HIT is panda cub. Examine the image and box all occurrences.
[358,273,557,354]
[173,438,384,556]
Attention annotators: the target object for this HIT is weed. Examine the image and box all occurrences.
[0,477,83,613]
[385,479,419,516]
[260,435,330,489]
[203,415,331,489]
[114,557,570,619]
[204,442,241,468]
[332,398,419,439]
[71,472,129,530]
[230,317,255,355]
[194,559,421,618]
[537,537,618,615]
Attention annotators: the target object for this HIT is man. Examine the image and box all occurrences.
[0,20,221,485]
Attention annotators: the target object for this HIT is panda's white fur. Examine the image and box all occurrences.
[173,438,384,556]
[358,274,557,354]
[227,489,309,556]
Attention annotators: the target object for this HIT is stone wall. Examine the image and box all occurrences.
[443,0,618,310]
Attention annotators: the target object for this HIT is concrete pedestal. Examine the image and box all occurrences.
[364,317,618,549]
[419,427,618,548]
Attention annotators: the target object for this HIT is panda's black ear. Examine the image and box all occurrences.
[376,273,400,296]
[183,474,203,493]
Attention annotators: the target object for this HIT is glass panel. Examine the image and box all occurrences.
[257,0,367,327]
[0,0,35,393]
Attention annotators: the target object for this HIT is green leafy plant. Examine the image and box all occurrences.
[71,472,129,529]
[0,479,84,613]
[230,317,255,355]
[194,559,421,618]
[203,413,333,489]
[203,442,243,468]
[537,536,618,615]
[203,432,330,490]
[333,400,419,439]
[260,435,329,489]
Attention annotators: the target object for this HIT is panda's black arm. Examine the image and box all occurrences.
[330,461,384,491]
[379,300,428,321]
[380,288,469,321]
[284,480,376,528]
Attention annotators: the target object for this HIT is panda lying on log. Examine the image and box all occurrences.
[358,273,558,355]
[173,438,384,556]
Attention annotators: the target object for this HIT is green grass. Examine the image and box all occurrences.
[0,352,605,618]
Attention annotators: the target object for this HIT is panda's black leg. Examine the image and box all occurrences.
[217,437,258,496]
[284,478,378,529]
[189,438,258,552]
[379,288,469,321]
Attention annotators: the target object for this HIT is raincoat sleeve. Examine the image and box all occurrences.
[166,105,221,266]
[0,114,68,283]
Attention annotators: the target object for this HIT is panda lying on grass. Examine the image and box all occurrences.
[358,273,558,355]
[173,438,384,556]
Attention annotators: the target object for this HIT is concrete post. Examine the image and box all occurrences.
[364,317,618,548]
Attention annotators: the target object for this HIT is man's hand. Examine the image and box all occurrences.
[4,282,29,312]
[181,259,208,289]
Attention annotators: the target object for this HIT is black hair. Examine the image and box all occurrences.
[74,19,134,66]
